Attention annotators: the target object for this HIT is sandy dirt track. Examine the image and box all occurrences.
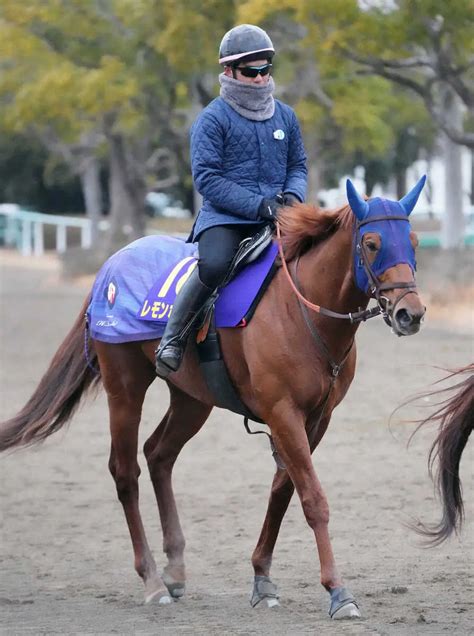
[0,250,473,635]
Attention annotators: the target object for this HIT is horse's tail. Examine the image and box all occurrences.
[410,365,473,544]
[0,295,102,452]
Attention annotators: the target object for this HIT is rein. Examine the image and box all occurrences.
[275,221,380,323]
[295,285,355,449]
[275,215,418,327]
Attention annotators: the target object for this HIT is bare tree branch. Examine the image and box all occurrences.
[365,56,433,69]
[367,66,474,147]
[344,44,474,148]
[427,21,474,110]
[146,148,179,189]
[36,127,104,172]
[423,94,474,147]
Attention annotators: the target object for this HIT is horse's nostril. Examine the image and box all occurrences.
[396,308,412,327]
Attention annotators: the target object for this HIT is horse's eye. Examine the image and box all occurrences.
[362,233,381,256]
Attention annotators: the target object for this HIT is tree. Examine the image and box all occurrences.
[0,1,237,249]
[0,131,84,213]
[336,0,473,247]
[0,2,139,245]
[343,2,473,148]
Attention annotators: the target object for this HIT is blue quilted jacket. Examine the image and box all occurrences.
[190,97,307,240]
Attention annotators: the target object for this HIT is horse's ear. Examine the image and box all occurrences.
[346,179,369,221]
[399,175,426,216]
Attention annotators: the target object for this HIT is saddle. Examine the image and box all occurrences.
[221,224,274,286]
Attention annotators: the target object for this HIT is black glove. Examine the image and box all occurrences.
[283,192,300,206]
[258,197,283,221]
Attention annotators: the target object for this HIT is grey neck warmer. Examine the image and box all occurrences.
[219,73,275,121]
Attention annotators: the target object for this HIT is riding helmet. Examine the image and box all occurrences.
[218,24,275,66]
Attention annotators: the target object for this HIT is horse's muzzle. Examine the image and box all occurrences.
[392,304,426,336]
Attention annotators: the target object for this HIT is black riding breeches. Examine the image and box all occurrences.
[197,224,263,289]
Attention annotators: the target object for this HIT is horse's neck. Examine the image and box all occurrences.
[297,224,368,344]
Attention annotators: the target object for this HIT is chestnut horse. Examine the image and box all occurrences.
[407,364,473,545]
[0,179,427,619]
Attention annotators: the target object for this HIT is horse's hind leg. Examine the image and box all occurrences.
[144,385,212,599]
[97,341,171,604]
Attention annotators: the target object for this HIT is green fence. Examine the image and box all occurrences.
[0,206,92,256]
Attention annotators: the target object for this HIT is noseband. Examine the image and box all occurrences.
[355,215,418,327]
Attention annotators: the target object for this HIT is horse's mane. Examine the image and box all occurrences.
[277,202,353,261]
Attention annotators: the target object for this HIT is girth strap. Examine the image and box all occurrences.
[196,317,288,470]
[197,319,263,423]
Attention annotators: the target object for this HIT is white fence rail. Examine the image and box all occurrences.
[0,205,92,256]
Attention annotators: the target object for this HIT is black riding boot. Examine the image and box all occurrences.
[155,267,213,377]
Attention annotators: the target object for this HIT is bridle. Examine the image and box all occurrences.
[355,215,418,327]
[275,214,419,328]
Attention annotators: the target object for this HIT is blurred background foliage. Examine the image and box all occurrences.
[0,0,472,247]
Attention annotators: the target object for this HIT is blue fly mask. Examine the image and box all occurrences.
[277,177,426,337]
[346,176,426,327]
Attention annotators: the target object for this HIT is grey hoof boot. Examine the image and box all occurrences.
[250,575,280,608]
[329,586,361,619]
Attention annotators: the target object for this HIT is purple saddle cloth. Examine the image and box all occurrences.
[87,234,277,344]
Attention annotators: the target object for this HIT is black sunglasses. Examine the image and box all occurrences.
[235,63,273,78]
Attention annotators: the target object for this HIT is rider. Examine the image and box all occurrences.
[155,23,308,377]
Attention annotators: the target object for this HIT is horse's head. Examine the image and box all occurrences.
[346,177,426,336]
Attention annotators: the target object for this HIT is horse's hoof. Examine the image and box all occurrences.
[162,569,186,599]
[331,602,361,619]
[158,594,173,605]
[144,575,173,605]
[165,581,186,599]
[250,575,280,608]
[144,588,173,605]
[328,586,361,620]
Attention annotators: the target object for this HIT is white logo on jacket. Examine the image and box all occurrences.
[273,129,285,140]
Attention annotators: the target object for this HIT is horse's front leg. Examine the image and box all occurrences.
[251,415,330,608]
[265,406,360,619]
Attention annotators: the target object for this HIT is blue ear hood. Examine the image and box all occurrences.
[353,198,417,294]
[346,179,369,220]
[346,179,421,294]
[399,175,426,215]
